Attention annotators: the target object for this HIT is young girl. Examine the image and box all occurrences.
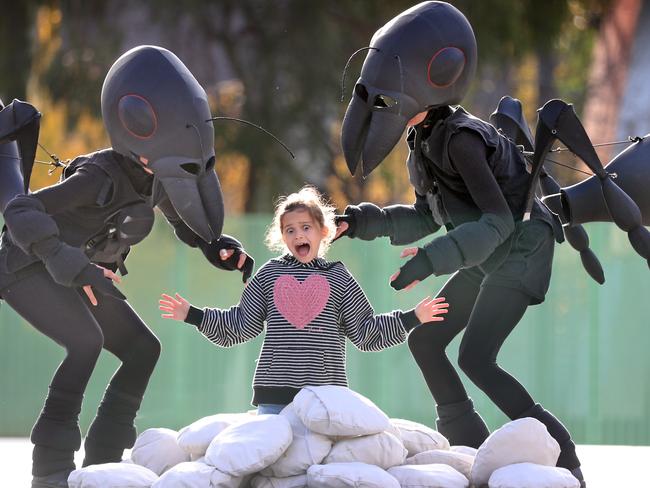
[159,186,449,414]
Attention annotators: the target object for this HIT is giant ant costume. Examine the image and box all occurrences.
[0,46,253,488]
[335,3,650,486]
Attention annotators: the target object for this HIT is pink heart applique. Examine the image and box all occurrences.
[273,274,330,329]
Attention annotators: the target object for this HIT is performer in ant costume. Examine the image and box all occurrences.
[0,46,253,487]
[331,2,650,485]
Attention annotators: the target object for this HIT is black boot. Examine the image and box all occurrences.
[30,388,83,483]
[83,386,142,466]
[435,398,490,448]
[31,469,72,488]
[517,403,584,485]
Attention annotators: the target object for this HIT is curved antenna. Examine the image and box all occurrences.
[340,46,380,102]
[207,116,295,159]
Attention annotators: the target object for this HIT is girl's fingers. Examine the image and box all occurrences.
[174,293,187,304]
[159,306,174,312]
[161,314,174,319]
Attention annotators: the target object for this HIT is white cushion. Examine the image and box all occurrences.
[260,403,332,477]
[131,428,190,475]
[471,418,561,486]
[293,385,390,436]
[488,463,580,488]
[307,462,400,488]
[293,385,389,436]
[178,413,252,457]
[406,449,474,479]
[251,473,307,488]
[205,414,293,476]
[324,431,407,469]
[68,463,158,488]
[388,464,469,488]
[151,461,244,488]
[450,446,477,457]
[390,418,450,455]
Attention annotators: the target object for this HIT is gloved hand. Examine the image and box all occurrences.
[199,234,254,283]
[334,202,389,242]
[333,213,356,242]
[390,248,434,291]
[75,264,127,304]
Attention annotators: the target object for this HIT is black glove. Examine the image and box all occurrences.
[333,213,357,242]
[199,234,254,283]
[74,264,127,301]
[390,249,434,291]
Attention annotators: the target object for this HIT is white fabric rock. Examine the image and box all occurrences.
[178,413,252,457]
[131,428,190,475]
[450,446,478,457]
[324,431,407,469]
[388,464,469,488]
[205,414,293,476]
[488,463,580,488]
[406,449,474,479]
[293,385,390,436]
[260,403,332,477]
[471,418,561,486]
[68,463,158,488]
[251,473,307,488]
[391,418,450,455]
[151,461,244,488]
[307,462,400,488]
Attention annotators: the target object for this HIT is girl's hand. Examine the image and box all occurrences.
[414,296,449,323]
[159,293,190,321]
[83,265,122,306]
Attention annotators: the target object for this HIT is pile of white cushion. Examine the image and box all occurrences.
[68,385,579,488]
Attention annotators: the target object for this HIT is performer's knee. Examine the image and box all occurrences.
[457,346,492,384]
[129,331,161,370]
[407,325,448,359]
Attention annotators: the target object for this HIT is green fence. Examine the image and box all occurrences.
[1,214,649,445]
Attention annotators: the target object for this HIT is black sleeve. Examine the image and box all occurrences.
[344,193,440,245]
[3,166,112,286]
[383,192,441,245]
[421,129,515,274]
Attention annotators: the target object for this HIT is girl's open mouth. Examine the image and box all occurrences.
[296,243,311,257]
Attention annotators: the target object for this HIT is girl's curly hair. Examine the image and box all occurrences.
[265,186,336,256]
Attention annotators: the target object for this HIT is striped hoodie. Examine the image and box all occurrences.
[185,254,419,405]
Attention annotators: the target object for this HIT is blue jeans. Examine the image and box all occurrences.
[257,403,287,415]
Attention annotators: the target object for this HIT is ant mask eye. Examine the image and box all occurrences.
[373,94,398,109]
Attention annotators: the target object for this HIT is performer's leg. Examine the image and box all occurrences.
[82,296,161,466]
[2,268,103,481]
[407,269,489,447]
[458,285,581,472]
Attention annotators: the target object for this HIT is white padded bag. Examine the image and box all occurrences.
[324,431,407,469]
[471,418,561,486]
[251,473,307,488]
[205,414,293,476]
[177,413,252,457]
[307,462,400,488]
[260,403,332,477]
[151,461,244,488]
[391,418,450,455]
[131,428,190,475]
[406,449,474,479]
[388,464,469,488]
[293,385,390,436]
[450,446,477,457]
[68,462,158,488]
[488,463,580,488]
